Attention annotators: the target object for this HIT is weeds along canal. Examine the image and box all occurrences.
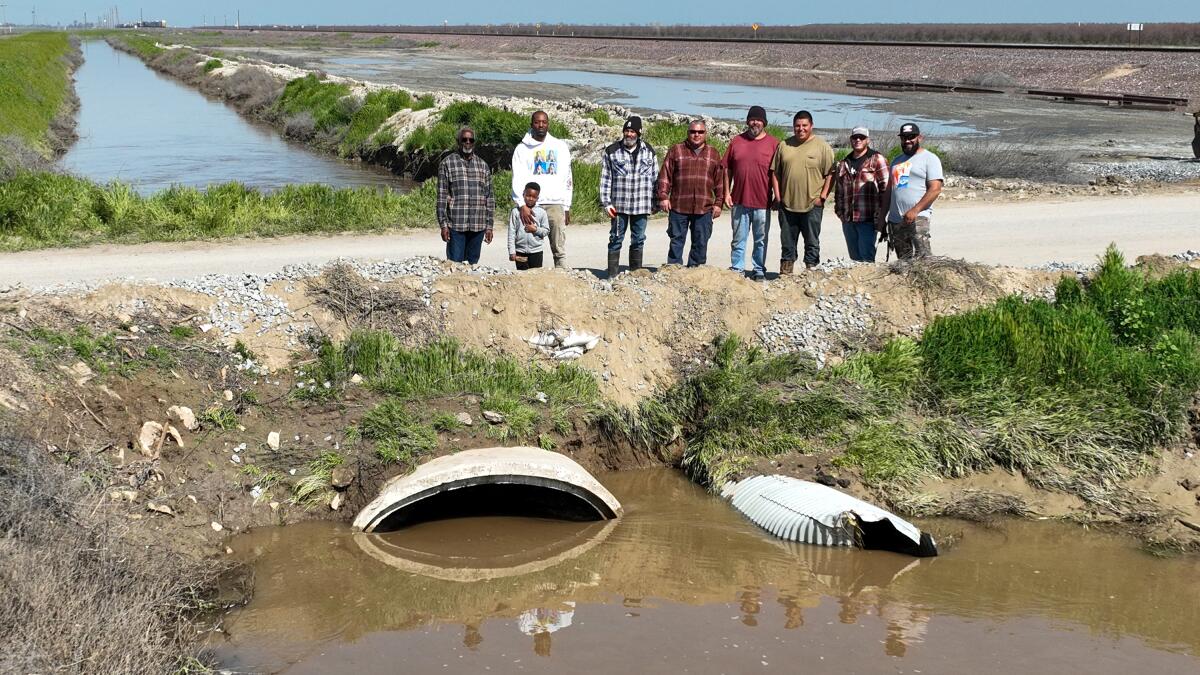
[60,41,404,194]
[213,468,1200,674]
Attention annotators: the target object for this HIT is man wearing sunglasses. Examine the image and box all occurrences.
[833,127,889,262]
[437,126,495,264]
[655,119,726,267]
[886,123,944,259]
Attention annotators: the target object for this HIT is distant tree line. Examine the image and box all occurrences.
[257,23,1200,48]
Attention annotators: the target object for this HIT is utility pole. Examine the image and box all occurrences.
[236,10,240,29]
[0,5,7,29]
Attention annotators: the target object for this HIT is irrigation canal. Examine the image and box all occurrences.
[214,469,1200,673]
[60,41,402,194]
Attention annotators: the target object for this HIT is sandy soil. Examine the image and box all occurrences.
[3,190,1197,289]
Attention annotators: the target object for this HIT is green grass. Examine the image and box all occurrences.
[202,59,223,72]
[588,109,615,127]
[361,399,438,465]
[118,34,167,60]
[275,74,353,132]
[292,452,344,505]
[0,32,74,153]
[605,248,1200,516]
[431,412,464,432]
[403,101,572,155]
[339,89,435,156]
[642,120,728,155]
[0,172,439,251]
[300,332,599,443]
[198,405,238,431]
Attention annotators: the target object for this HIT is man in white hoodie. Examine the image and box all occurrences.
[512,110,573,268]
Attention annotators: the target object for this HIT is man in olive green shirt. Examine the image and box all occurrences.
[770,110,835,273]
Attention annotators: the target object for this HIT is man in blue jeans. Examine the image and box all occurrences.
[655,120,726,267]
[723,105,779,281]
[600,116,658,277]
[437,126,495,264]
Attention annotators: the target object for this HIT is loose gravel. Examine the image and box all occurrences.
[755,292,873,368]
[1078,159,1200,184]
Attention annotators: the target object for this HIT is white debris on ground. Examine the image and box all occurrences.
[755,294,873,368]
[527,329,603,359]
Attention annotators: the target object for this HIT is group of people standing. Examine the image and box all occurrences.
[436,107,944,277]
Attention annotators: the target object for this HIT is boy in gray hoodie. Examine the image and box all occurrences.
[508,182,550,270]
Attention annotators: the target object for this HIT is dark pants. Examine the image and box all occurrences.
[667,210,714,267]
[514,251,544,270]
[446,229,485,264]
[780,207,824,267]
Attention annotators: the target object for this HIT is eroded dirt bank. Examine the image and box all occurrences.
[2,255,1198,558]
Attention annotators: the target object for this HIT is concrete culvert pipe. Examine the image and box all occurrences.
[353,446,622,533]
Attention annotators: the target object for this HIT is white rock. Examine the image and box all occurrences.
[211,521,224,531]
[137,421,164,458]
[350,373,364,384]
[482,410,505,424]
[330,492,344,511]
[456,412,473,426]
[168,403,198,429]
[223,389,234,401]
[267,431,280,450]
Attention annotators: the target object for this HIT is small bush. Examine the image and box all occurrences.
[202,58,223,72]
[588,109,614,126]
[361,399,437,464]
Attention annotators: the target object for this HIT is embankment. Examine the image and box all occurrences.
[3,248,1200,668]
[0,32,82,172]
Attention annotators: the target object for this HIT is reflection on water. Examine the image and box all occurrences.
[60,42,402,194]
[461,69,976,135]
[217,469,1200,673]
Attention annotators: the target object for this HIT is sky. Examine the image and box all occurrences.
[18,1,1200,27]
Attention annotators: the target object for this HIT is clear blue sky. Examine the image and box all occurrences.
[19,1,1199,27]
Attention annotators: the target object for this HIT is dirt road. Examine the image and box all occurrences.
[3,192,1197,288]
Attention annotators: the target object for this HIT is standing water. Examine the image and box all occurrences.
[60,41,402,194]
[215,469,1199,674]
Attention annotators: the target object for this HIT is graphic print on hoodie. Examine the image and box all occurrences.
[511,131,573,209]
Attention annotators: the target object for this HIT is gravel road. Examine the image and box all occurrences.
[2,192,1197,289]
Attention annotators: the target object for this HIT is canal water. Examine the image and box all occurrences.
[60,41,401,194]
[215,468,1199,674]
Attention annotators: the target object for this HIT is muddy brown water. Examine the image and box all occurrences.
[215,469,1200,674]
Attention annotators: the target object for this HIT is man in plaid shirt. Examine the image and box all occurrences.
[437,125,495,264]
[656,119,726,267]
[600,115,658,277]
[833,126,890,262]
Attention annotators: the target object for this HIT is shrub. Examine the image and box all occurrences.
[202,58,223,72]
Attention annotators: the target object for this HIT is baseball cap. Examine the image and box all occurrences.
[622,115,643,133]
[851,126,870,138]
[747,105,767,123]
[898,123,921,137]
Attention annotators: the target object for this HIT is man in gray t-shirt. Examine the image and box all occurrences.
[886,123,944,259]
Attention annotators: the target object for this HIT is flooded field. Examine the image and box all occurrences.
[461,68,975,135]
[60,41,402,193]
[216,469,1200,674]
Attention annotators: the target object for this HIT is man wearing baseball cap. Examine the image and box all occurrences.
[833,126,890,262]
[600,115,658,277]
[723,105,780,280]
[886,123,944,259]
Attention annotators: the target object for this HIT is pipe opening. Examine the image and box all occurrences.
[372,482,609,533]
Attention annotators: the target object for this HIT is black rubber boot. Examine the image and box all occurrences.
[629,248,643,272]
[607,250,621,279]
